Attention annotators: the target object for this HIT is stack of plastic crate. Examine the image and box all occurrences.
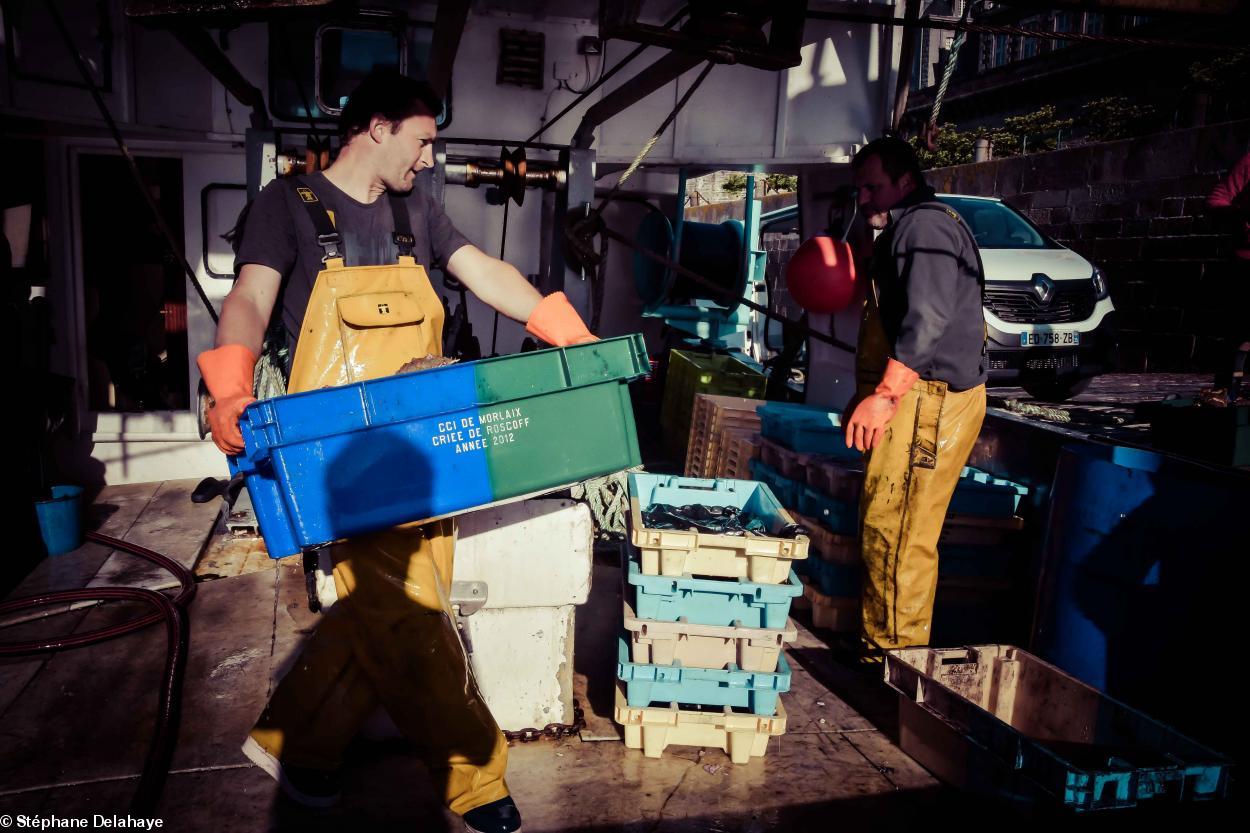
[717,431,760,480]
[683,393,763,478]
[615,473,806,763]
[754,402,1030,641]
[751,403,862,630]
[661,351,765,460]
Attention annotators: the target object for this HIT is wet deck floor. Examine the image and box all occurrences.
[0,479,955,832]
[2,417,1237,831]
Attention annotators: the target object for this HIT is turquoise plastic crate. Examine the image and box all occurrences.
[950,467,1028,519]
[748,458,803,510]
[617,638,790,716]
[806,550,861,596]
[757,402,858,459]
[798,486,859,536]
[630,473,798,537]
[627,557,801,629]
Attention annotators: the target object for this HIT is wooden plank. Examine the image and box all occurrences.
[780,635,875,734]
[0,595,170,791]
[195,534,273,580]
[0,609,94,720]
[268,557,320,690]
[88,479,219,592]
[842,728,942,791]
[169,568,290,772]
[0,566,298,793]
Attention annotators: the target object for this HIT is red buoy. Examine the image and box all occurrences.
[785,235,860,314]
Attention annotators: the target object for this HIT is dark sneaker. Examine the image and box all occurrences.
[241,736,341,808]
[463,796,523,833]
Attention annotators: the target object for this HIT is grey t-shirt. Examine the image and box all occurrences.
[235,172,471,354]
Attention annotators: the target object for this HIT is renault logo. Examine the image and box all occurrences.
[1031,273,1055,304]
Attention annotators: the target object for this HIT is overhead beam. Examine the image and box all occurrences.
[805,7,1242,50]
[891,0,922,133]
[572,49,705,148]
[425,0,470,101]
[169,25,271,129]
[990,1,1246,15]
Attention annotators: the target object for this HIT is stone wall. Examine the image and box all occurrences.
[926,119,1250,372]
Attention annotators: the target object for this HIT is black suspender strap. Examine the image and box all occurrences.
[388,194,415,258]
[288,180,343,262]
[287,178,413,263]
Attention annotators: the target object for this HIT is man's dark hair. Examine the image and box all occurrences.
[852,136,926,186]
[338,69,442,141]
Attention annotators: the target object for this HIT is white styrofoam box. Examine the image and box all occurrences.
[454,499,593,609]
[310,499,592,730]
[453,498,592,730]
[466,606,576,731]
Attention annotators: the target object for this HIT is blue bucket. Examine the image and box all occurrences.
[34,485,84,556]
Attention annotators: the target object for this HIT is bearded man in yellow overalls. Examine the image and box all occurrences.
[196,70,592,833]
[846,137,987,656]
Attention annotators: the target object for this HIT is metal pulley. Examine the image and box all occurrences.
[443,145,565,207]
[500,145,527,206]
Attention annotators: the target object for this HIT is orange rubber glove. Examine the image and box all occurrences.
[197,344,257,455]
[845,358,920,453]
[525,292,598,347]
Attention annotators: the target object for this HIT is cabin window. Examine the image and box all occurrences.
[315,25,407,115]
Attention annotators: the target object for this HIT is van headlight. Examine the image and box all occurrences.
[1091,266,1109,300]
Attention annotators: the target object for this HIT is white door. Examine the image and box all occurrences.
[66,141,245,485]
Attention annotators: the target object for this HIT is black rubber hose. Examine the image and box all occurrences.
[0,530,196,815]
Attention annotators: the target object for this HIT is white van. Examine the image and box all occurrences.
[938,194,1118,401]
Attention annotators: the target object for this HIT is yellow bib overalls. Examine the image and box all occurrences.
[248,183,509,814]
[855,207,987,652]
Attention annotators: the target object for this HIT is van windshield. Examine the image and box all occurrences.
[937,196,1058,250]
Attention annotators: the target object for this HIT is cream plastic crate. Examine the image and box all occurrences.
[614,684,787,763]
[623,598,797,672]
[630,478,810,584]
[718,430,760,480]
[685,394,763,478]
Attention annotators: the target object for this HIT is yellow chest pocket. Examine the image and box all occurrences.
[338,291,426,328]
